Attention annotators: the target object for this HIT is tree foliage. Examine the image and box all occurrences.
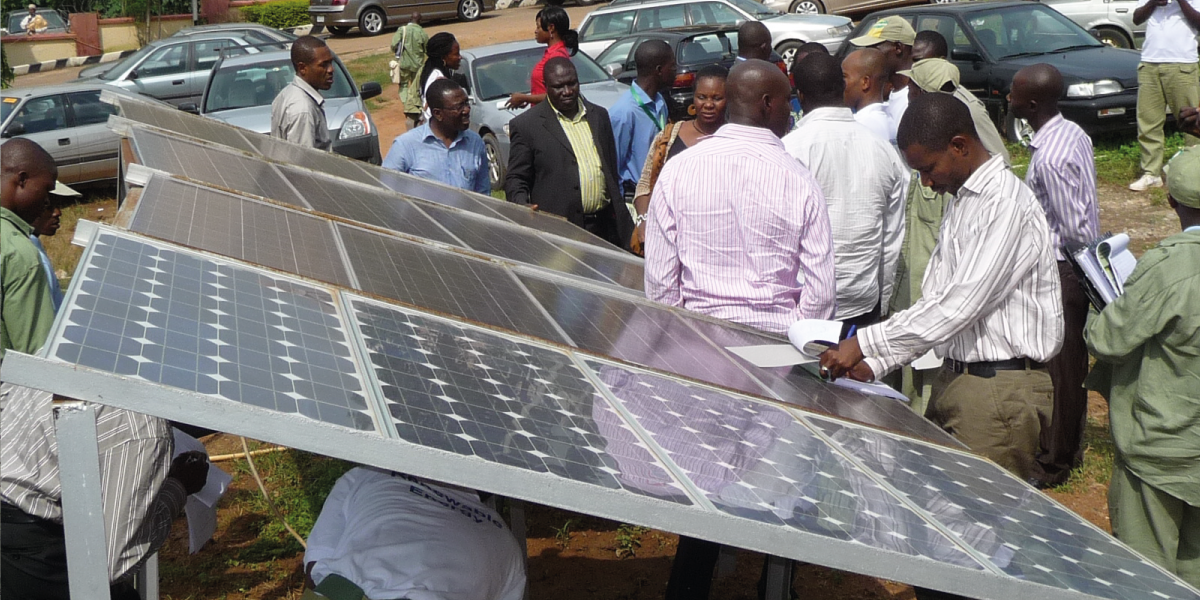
[2,46,14,89]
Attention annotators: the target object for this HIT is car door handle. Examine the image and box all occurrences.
[58,138,70,146]
[1115,7,1129,12]
[172,79,185,85]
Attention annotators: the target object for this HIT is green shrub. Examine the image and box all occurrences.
[240,0,310,29]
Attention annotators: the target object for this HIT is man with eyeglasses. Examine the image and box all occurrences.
[382,78,491,195]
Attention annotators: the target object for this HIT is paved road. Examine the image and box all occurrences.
[8,4,598,89]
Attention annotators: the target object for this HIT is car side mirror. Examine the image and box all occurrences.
[604,63,623,78]
[360,81,382,100]
[951,47,983,62]
[1088,27,1103,41]
[179,102,199,114]
[3,123,25,137]
[128,69,139,80]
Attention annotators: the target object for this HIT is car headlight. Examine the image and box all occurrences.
[828,24,852,37]
[338,111,371,139]
[1066,79,1123,98]
[503,123,510,137]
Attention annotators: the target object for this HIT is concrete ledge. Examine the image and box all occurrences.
[11,49,135,76]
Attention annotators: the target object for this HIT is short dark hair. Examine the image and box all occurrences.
[695,64,729,85]
[426,78,464,110]
[897,92,978,151]
[291,35,327,68]
[913,30,948,58]
[789,42,831,84]
[791,53,843,104]
[634,39,673,75]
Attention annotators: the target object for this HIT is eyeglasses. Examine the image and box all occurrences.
[436,102,470,113]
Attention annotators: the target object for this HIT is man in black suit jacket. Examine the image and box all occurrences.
[504,57,633,249]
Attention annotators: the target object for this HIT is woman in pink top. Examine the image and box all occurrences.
[505,6,577,109]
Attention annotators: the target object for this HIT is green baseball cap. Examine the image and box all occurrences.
[850,17,916,47]
[898,58,961,92]
[1166,146,1200,209]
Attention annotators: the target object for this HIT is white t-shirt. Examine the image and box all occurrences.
[305,468,526,600]
[853,102,895,144]
[1139,0,1200,63]
[422,70,447,120]
[884,86,909,142]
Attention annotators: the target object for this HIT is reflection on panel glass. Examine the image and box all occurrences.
[554,242,645,292]
[52,233,376,431]
[117,99,257,153]
[806,416,1200,600]
[422,207,615,285]
[337,224,566,344]
[131,129,303,206]
[519,274,769,397]
[277,167,460,246]
[131,177,353,287]
[481,199,618,250]
[367,164,509,218]
[246,137,382,186]
[590,360,984,567]
[351,299,691,503]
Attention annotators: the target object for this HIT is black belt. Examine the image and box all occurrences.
[945,357,1045,379]
[1,502,50,526]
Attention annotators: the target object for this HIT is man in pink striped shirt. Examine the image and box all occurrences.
[643,60,837,335]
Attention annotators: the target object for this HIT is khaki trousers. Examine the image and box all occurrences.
[1137,61,1200,178]
[926,367,1054,481]
[1110,457,1200,589]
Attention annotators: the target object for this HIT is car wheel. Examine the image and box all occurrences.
[482,132,505,191]
[775,41,803,69]
[1095,26,1132,49]
[788,0,824,14]
[358,7,386,36]
[457,0,483,21]
[328,25,351,35]
[1003,107,1033,145]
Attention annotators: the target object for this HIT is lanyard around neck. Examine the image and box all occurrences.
[633,88,665,132]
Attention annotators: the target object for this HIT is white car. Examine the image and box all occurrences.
[577,0,852,64]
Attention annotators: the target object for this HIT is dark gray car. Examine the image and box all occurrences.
[309,0,494,36]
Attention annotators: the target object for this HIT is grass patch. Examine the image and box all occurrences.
[42,190,117,289]
[1052,415,1117,495]
[344,53,395,113]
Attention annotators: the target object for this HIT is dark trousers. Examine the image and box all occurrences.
[840,301,883,339]
[581,209,621,248]
[1,504,138,600]
[1033,262,1090,486]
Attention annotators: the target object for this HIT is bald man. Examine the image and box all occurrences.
[843,48,895,143]
[736,21,773,62]
[1,138,58,365]
[1010,63,1099,488]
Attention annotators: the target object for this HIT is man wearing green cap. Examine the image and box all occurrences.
[1083,146,1200,587]
[902,57,1010,165]
[850,16,916,139]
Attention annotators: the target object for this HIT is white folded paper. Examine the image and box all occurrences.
[172,429,233,554]
[725,319,842,368]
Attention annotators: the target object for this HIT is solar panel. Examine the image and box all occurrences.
[129,177,354,288]
[553,242,646,292]
[244,136,384,187]
[131,129,305,206]
[349,296,692,503]
[473,198,618,250]
[803,415,1199,600]
[335,223,568,344]
[48,232,377,432]
[111,98,258,153]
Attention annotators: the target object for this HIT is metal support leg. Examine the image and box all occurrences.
[55,401,113,600]
[762,555,793,600]
[136,553,159,600]
[715,544,738,578]
[505,498,529,600]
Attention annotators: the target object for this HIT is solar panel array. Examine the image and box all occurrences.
[25,94,1191,600]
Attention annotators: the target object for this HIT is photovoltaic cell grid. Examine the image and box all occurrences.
[349,298,692,504]
[112,99,258,153]
[803,415,1200,600]
[50,233,377,432]
[131,129,303,205]
[130,177,353,288]
[38,230,1200,600]
[244,136,383,187]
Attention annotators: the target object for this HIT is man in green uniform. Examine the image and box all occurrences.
[391,13,428,130]
[1,138,58,367]
[1084,144,1200,588]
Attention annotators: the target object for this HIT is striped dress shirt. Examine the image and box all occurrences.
[1024,114,1099,260]
[551,100,608,214]
[783,107,909,320]
[644,123,837,335]
[0,383,185,583]
[859,155,1063,377]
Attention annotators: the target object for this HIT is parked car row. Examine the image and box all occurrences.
[308,0,495,36]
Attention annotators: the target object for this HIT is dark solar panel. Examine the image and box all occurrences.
[115,98,258,153]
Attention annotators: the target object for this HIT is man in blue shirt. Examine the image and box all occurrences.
[382,78,491,195]
[609,40,675,198]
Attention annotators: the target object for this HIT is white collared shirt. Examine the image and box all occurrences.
[853,102,894,145]
[271,76,331,151]
[783,106,909,320]
[860,155,1063,376]
[1138,0,1199,62]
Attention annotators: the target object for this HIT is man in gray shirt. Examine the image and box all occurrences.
[271,36,334,151]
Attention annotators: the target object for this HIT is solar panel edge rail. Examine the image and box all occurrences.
[7,227,1197,600]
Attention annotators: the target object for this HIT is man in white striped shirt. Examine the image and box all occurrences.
[784,53,908,333]
[820,93,1063,481]
[1009,63,1099,488]
[644,60,837,335]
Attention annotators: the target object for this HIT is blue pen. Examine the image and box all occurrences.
[846,324,856,340]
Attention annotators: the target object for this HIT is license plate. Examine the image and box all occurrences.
[316,15,324,22]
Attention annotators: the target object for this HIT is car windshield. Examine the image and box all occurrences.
[472,49,611,101]
[7,10,67,31]
[204,58,356,112]
[965,4,1102,59]
[98,45,157,80]
[724,0,780,19]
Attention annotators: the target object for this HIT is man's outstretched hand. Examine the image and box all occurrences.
[818,336,875,382]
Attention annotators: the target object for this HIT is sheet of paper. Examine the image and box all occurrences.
[726,344,814,368]
[1097,233,1136,293]
[833,379,911,404]
[787,319,843,358]
[172,429,232,554]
